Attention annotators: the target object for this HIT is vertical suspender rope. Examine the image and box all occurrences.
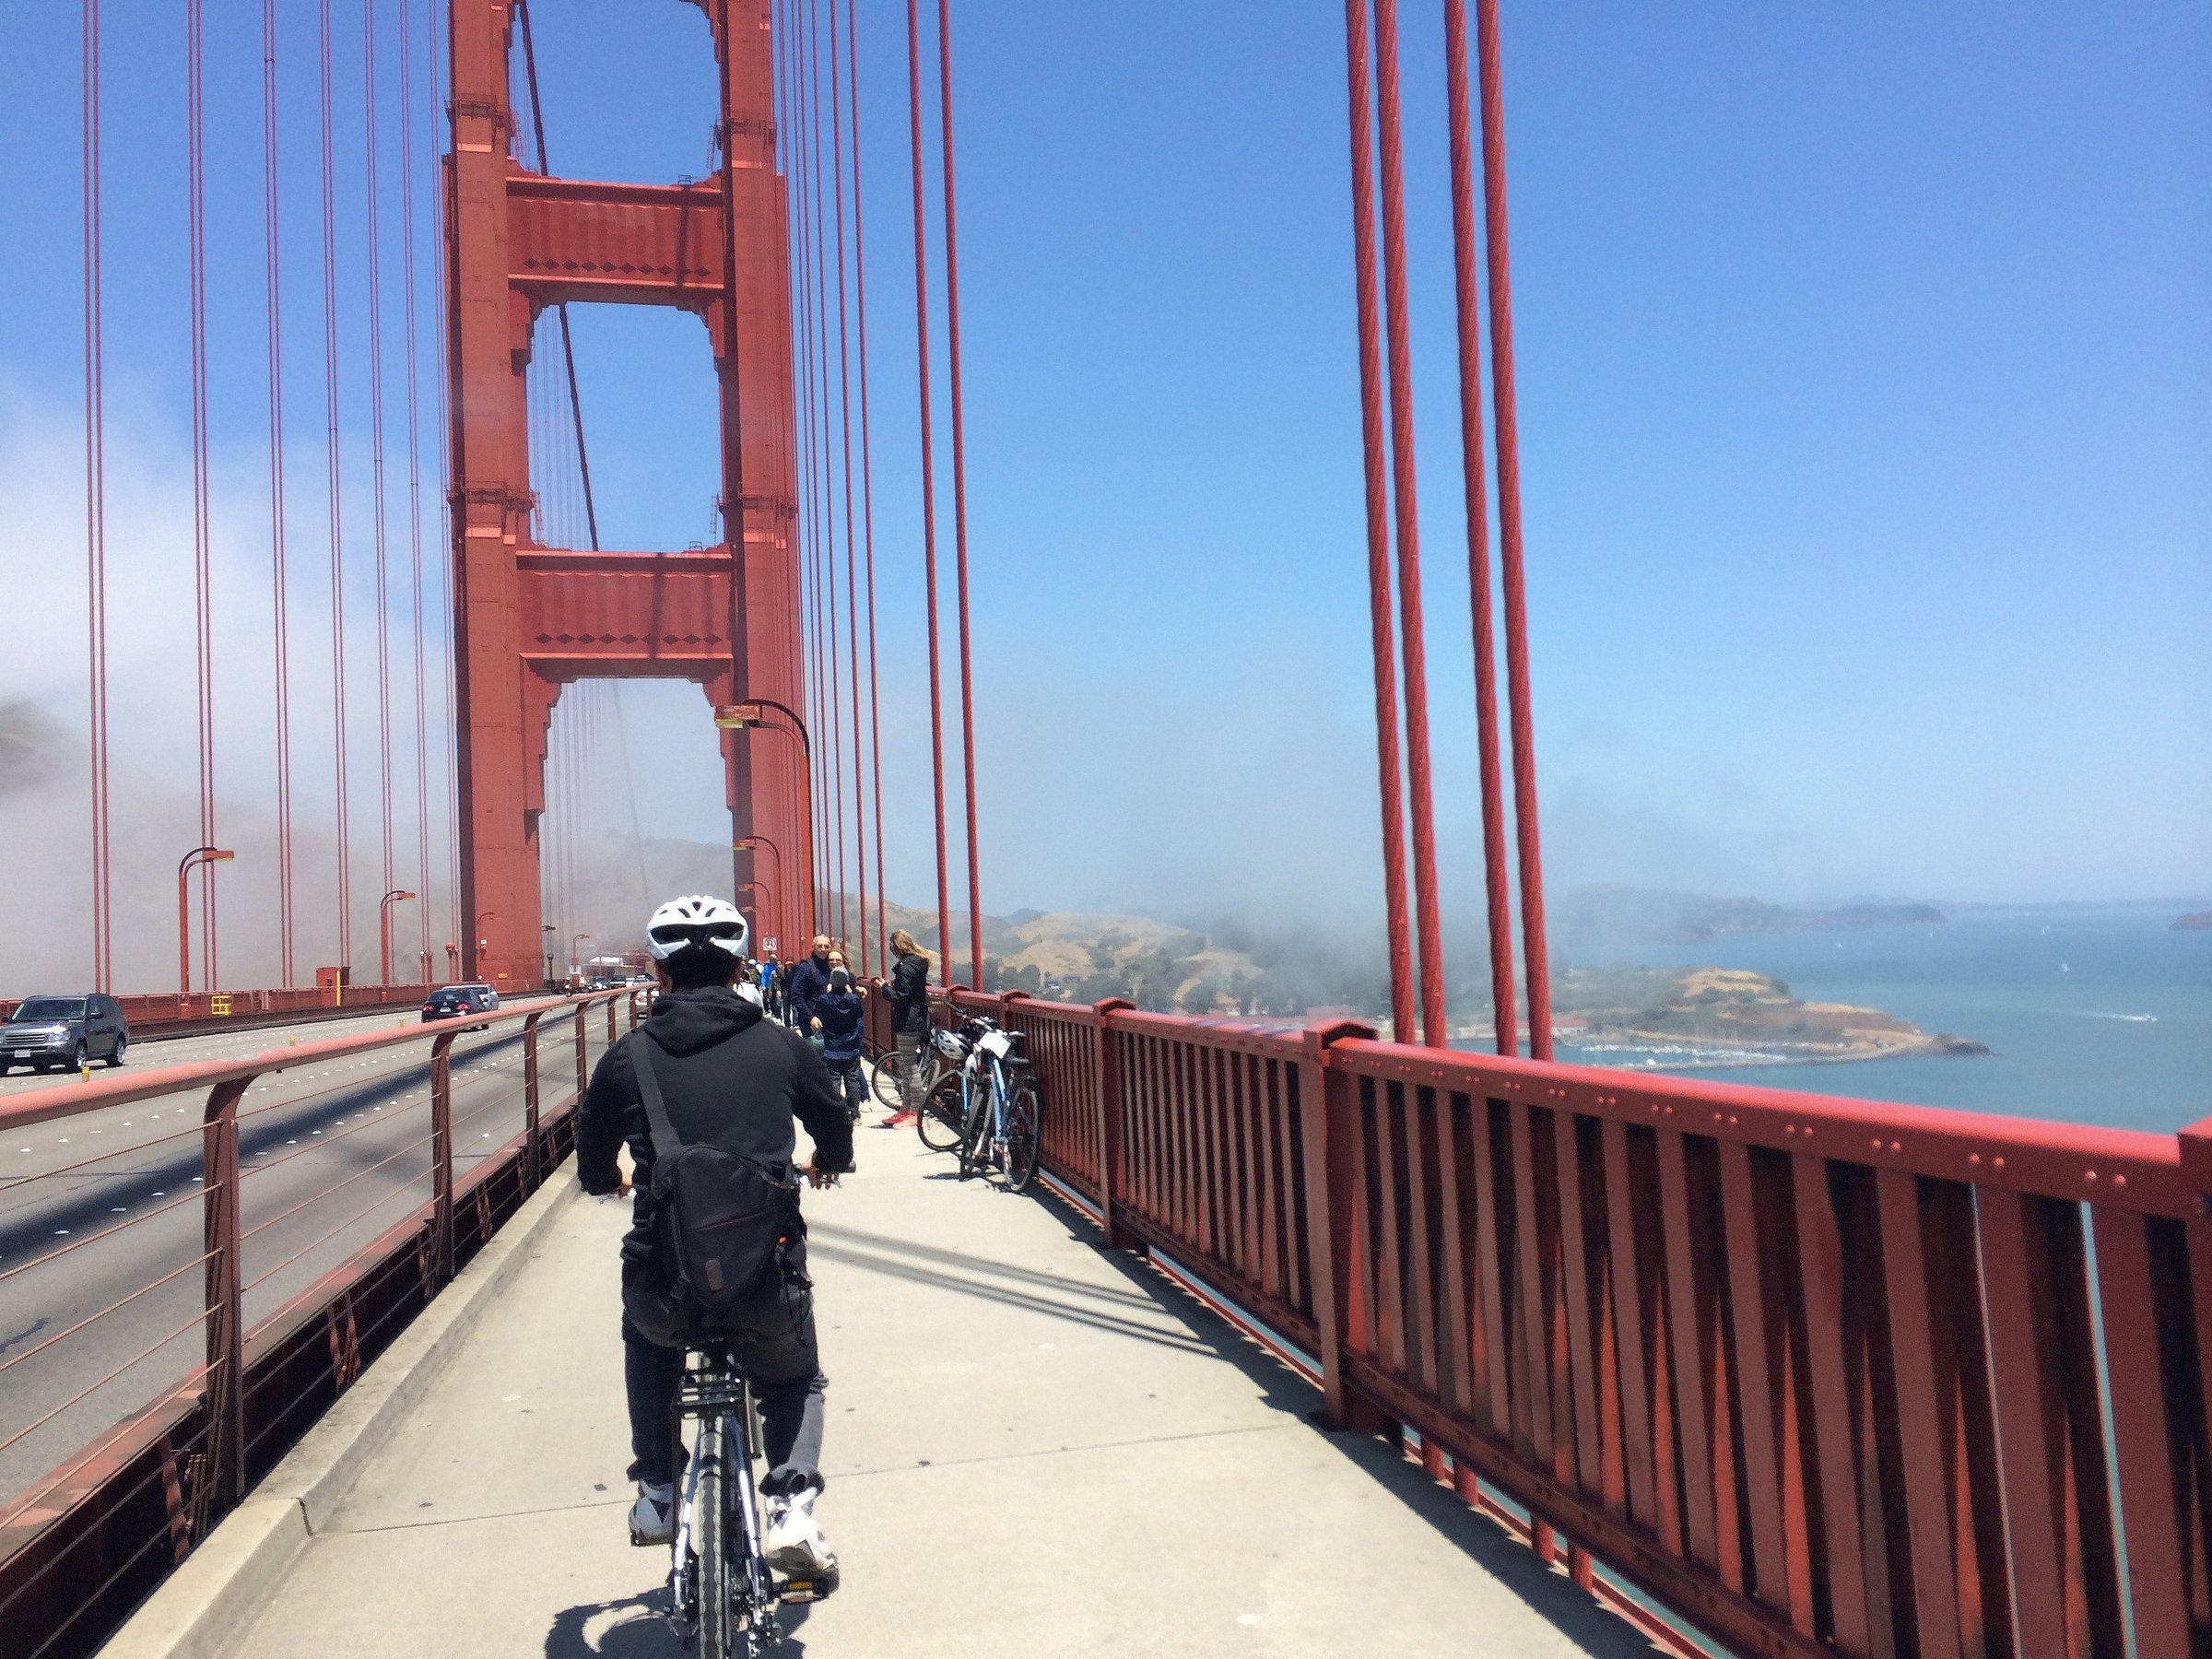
[793,6,832,927]
[844,0,889,977]
[1339,0,1416,1043]
[1442,0,1517,1057]
[321,0,353,973]
[365,0,396,973]
[263,0,296,988]
[399,0,431,982]
[430,0,459,971]
[805,0,852,949]
[187,0,219,989]
[932,0,984,992]
[827,0,871,975]
[1369,0,1447,1046]
[82,0,112,993]
[1474,0,1553,1060]
[903,0,953,988]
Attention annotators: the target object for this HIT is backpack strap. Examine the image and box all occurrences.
[629,1034,686,1166]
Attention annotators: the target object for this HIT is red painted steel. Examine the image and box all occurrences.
[1338,0,1418,1045]
[924,989,2212,1659]
[319,0,353,976]
[1470,0,1554,1058]
[933,0,985,992]
[0,990,639,1659]
[1441,0,1518,1058]
[903,0,956,987]
[261,0,297,989]
[445,0,811,988]
[1366,0,1449,1048]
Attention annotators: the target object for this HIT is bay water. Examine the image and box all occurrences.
[1553,903,2211,1135]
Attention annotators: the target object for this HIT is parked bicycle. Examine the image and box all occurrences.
[650,1338,837,1658]
[944,1016,1041,1191]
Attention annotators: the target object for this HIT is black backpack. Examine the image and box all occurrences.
[632,1034,799,1313]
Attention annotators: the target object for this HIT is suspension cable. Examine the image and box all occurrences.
[399,0,431,982]
[933,0,984,991]
[903,0,952,987]
[429,0,459,975]
[187,0,219,990]
[827,0,871,975]
[262,0,296,988]
[1442,0,1516,1056]
[321,0,353,973]
[82,0,112,993]
[806,0,852,951]
[1474,0,1554,1058]
[844,0,889,975]
[365,0,397,980]
[1339,0,1416,1042]
[1369,0,1447,1046]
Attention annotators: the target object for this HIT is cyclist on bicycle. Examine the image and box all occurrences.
[577,895,853,1576]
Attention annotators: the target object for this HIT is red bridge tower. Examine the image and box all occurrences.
[444,0,808,987]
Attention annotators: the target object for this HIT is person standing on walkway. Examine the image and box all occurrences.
[784,934,832,1035]
[758,951,781,1020]
[575,895,853,1575]
[885,928,933,1129]
[814,959,867,1120]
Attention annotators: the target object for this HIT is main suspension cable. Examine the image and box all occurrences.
[187,0,219,989]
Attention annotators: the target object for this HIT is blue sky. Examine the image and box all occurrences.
[0,1,2206,968]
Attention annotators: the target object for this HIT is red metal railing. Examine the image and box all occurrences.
[940,988,2212,1659]
[0,989,643,1659]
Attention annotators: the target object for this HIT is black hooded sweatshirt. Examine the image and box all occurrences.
[578,984,855,1282]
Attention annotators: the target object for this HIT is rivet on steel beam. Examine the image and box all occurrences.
[2085,1170,2098,1182]
[1969,1153,1981,1165]
[1889,1141,1901,1154]
[2112,1174,2126,1189]
[1992,1155,2003,1168]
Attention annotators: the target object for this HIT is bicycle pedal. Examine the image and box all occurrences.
[777,1566,841,1603]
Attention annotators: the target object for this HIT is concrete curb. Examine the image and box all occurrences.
[98,1170,584,1659]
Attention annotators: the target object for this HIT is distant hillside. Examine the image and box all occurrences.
[2175,911,2212,932]
[1555,885,1944,955]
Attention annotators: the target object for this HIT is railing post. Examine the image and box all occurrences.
[521,1010,546,1187]
[628,991,641,1031]
[201,1076,253,1507]
[1091,998,1135,1248]
[1296,1020,1377,1433]
[606,995,617,1045]
[573,1002,588,1104]
[429,1031,457,1285]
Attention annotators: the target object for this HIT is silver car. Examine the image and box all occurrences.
[0,994,130,1073]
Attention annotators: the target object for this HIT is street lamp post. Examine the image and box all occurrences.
[733,835,783,950]
[541,924,558,986]
[474,912,498,981]
[571,933,592,983]
[177,846,237,997]
[712,699,811,759]
[378,889,417,987]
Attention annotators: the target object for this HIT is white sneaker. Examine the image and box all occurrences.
[764,1489,837,1575]
[629,1479,675,1546]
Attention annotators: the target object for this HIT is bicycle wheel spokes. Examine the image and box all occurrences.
[1005,1078,1041,1193]
[918,1071,965,1151]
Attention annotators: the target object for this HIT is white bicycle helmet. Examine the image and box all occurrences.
[644,894,750,963]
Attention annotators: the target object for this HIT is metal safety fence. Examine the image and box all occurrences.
[0,989,643,1659]
[931,987,2211,1659]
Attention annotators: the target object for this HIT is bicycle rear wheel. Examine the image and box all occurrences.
[918,1073,965,1151]
[695,1417,733,1659]
[1004,1078,1041,1193]
[870,1048,905,1109]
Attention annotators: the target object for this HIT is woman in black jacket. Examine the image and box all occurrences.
[885,929,933,1126]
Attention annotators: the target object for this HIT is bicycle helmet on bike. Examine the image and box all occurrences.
[644,894,749,963]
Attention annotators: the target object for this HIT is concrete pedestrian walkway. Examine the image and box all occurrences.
[218,1115,1659,1658]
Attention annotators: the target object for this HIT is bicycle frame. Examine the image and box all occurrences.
[666,1348,778,1648]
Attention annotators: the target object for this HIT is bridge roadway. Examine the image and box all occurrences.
[0,1007,606,1509]
[203,1112,1655,1658]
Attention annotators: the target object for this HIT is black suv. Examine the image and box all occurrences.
[1,994,130,1074]
[422,983,499,1029]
